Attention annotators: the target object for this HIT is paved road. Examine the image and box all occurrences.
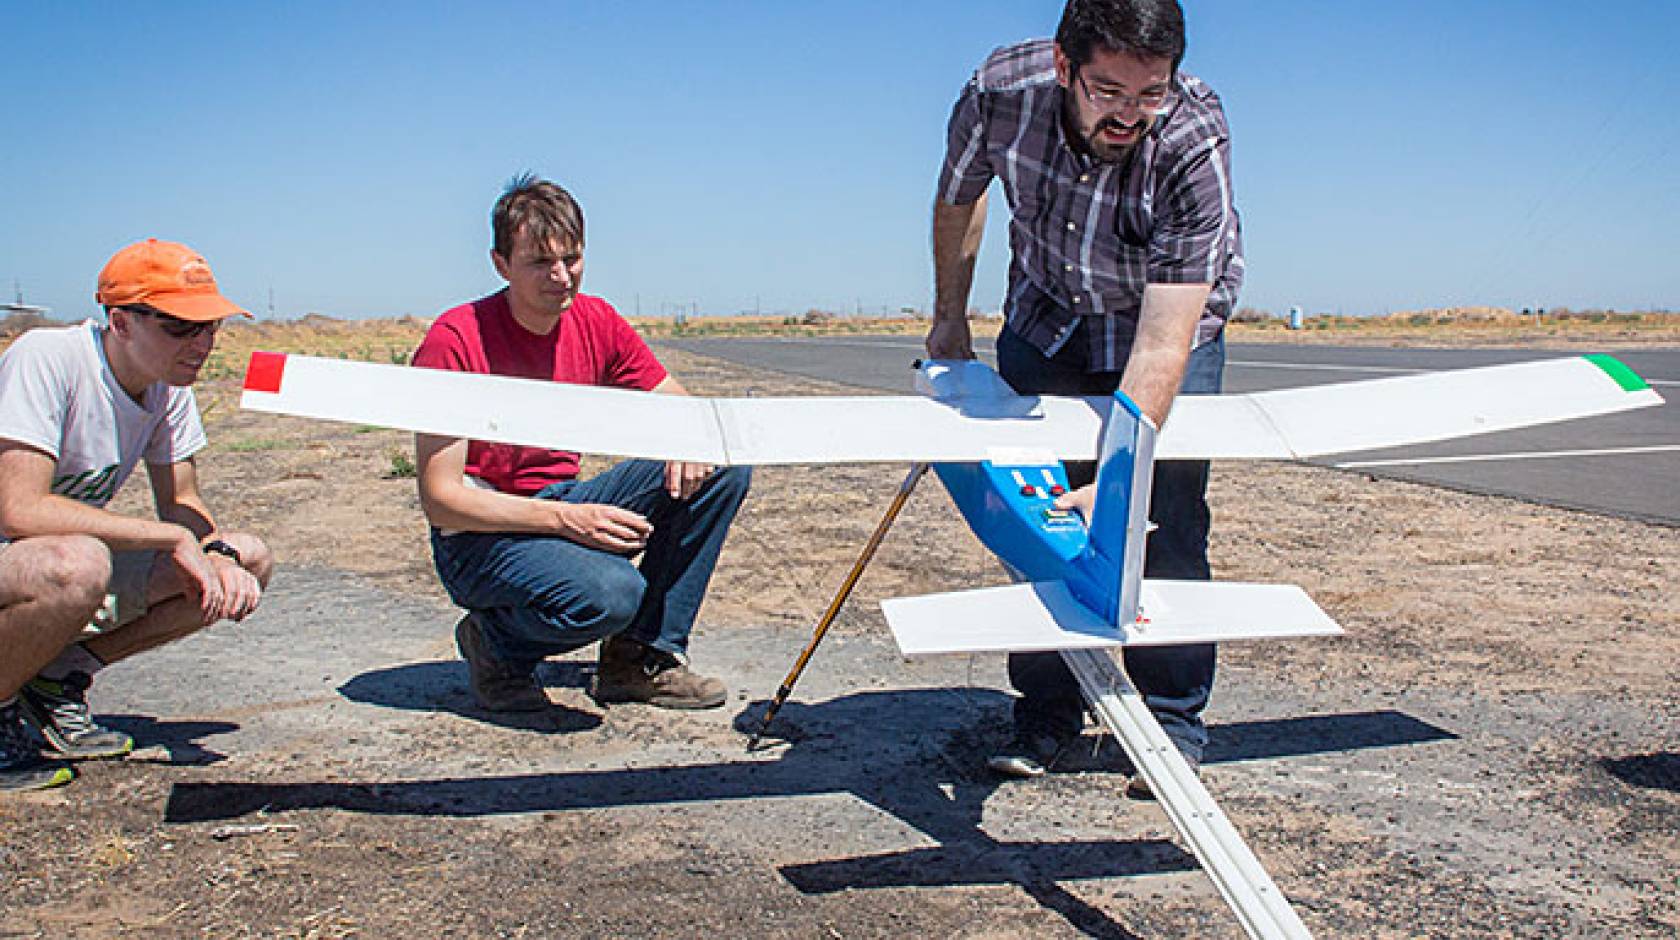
[654,336,1680,525]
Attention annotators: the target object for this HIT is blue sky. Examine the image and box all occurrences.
[3,1,1677,321]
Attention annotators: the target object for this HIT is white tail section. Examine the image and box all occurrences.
[882,580,1342,657]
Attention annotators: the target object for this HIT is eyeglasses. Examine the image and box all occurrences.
[1074,69,1175,116]
[125,306,219,340]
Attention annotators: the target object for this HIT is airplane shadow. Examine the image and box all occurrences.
[337,659,602,733]
[1206,709,1457,764]
[160,685,1454,938]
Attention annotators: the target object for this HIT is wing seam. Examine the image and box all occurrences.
[1233,394,1302,460]
[706,399,735,465]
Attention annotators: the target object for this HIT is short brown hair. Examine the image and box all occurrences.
[1056,0,1186,72]
[492,173,585,259]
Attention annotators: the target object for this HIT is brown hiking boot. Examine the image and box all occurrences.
[455,613,550,712]
[592,636,727,710]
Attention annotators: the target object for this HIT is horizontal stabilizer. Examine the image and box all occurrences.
[882,579,1342,657]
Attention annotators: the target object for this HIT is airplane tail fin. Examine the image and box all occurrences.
[1078,391,1158,626]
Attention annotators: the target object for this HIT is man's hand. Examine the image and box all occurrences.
[1054,484,1097,522]
[924,317,976,360]
[169,533,225,624]
[208,555,263,622]
[557,502,652,553]
[664,461,713,501]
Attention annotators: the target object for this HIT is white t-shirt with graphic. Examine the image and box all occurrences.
[0,321,206,542]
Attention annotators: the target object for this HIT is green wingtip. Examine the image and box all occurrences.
[1584,354,1650,392]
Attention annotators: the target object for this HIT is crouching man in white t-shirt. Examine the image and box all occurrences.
[0,239,273,791]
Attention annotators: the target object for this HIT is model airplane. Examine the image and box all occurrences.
[240,349,1660,656]
[239,348,1659,939]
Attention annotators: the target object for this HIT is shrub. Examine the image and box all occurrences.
[386,450,417,479]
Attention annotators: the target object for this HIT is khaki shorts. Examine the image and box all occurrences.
[88,550,157,633]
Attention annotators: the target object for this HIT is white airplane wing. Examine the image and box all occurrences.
[1162,353,1662,459]
[881,579,1343,657]
[241,351,736,463]
[240,351,1660,463]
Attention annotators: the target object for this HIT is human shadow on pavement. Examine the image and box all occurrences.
[101,715,239,765]
[337,659,602,733]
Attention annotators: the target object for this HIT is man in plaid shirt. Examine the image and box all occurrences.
[928,0,1241,794]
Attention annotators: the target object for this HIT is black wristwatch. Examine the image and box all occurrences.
[202,539,242,565]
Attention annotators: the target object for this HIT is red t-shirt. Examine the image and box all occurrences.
[411,290,668,495]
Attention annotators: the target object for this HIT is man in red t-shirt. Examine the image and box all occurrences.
[412,175,750,712]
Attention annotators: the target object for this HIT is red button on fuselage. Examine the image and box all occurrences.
[1020,485,1037,497]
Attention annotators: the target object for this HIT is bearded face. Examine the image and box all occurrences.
[1056,45,1175,163]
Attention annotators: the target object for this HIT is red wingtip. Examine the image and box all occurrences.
[244,351,288,393]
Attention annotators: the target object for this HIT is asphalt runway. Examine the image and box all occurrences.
[653,335,1680,525]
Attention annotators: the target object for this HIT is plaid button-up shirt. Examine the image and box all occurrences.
[938,39,1243,371]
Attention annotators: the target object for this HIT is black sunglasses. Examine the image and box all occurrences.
[122,305,219,340]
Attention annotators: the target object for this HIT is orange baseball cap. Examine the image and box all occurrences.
[95,239,250,322]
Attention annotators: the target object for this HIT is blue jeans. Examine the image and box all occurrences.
[430,461,751,667]
[996,324,1224,762]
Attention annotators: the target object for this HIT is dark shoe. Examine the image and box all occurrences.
[987,725,1073,778]
[1,700,73,791]
[592,636,726,710]
[19,672,133,760]
[455,614,550,712]
[1125,752,1201,801]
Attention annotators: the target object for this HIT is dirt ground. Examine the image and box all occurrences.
[0,342,1675,938]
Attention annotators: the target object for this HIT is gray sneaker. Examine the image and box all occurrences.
[20,672,133,760]
[455,614,551,712]
[1,700,73,791]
